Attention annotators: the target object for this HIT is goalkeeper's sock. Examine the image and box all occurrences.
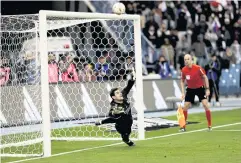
[205,109,212,127]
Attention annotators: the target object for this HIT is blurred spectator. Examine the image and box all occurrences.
[124,56,135,73]
[201,1,212,19]
[73,56,94,82]
[169,29,179,69]
[211,16,221,33]
[0,57,11,86]
[216,32,227,51]
[176,7,188,31]
[193,14,208,42]
[24,51,40,84]
[95,56,111,81]
[205,54,221,106]
[161,38,174,66]
[223,17,233,45]
[223,47,236,65]
[176,34,191,54]
[144,15,159,35]
[157,23,168,45]
[169,29,179,49]
[144,25,159,48]
[205,29,218,50]
[48,53,58,83]
[163,2,176,30]
[78,63,96,82]
[192,34,207,67]
[146,45,159,64]
[59,53,79,82]
[126,2,135,14]
[153,8,162,27]
[221,25,232,47]
[125,56,135,79]
[231,40,241,64]
[73,57,85,72]
[155,56,172,79]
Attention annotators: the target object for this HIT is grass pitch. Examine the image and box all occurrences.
[2,108,241,163]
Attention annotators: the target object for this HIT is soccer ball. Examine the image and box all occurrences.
[112,2,126,15]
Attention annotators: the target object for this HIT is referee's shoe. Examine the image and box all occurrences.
[179,128,186,132]
[208,126,212,131]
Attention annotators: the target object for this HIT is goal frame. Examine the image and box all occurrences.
[39,10,144,157]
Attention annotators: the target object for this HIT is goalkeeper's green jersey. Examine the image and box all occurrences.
[109,79,135,119]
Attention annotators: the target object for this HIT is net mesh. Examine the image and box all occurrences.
[1,13,138,156]
[1,15,43,157]
[46,16,137,140]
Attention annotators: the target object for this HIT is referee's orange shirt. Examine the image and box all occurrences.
[181,64,206,89]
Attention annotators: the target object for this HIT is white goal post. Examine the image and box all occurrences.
[1,10,144,158]
[40,10,144,157]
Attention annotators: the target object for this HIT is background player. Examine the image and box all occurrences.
[180,54,212,132]
[95,68,136,146]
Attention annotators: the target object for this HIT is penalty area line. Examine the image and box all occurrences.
[8,122,241,163]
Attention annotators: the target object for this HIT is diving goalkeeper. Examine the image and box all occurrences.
[95,68,136,146]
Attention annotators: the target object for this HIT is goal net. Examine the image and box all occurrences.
[0,10,144,157]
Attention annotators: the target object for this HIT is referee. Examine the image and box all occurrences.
[180,54,212,132]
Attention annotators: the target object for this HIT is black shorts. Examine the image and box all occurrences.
[115,115,133,135]
[185,86,206,103]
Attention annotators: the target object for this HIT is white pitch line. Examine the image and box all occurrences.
[145,122,241,140]
[213,130,241,132]
[7,122,241,163]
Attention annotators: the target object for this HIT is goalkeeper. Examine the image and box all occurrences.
[95,68,136,146]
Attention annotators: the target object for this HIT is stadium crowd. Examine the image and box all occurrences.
[0,1,241,93]
[124,1,241,76]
